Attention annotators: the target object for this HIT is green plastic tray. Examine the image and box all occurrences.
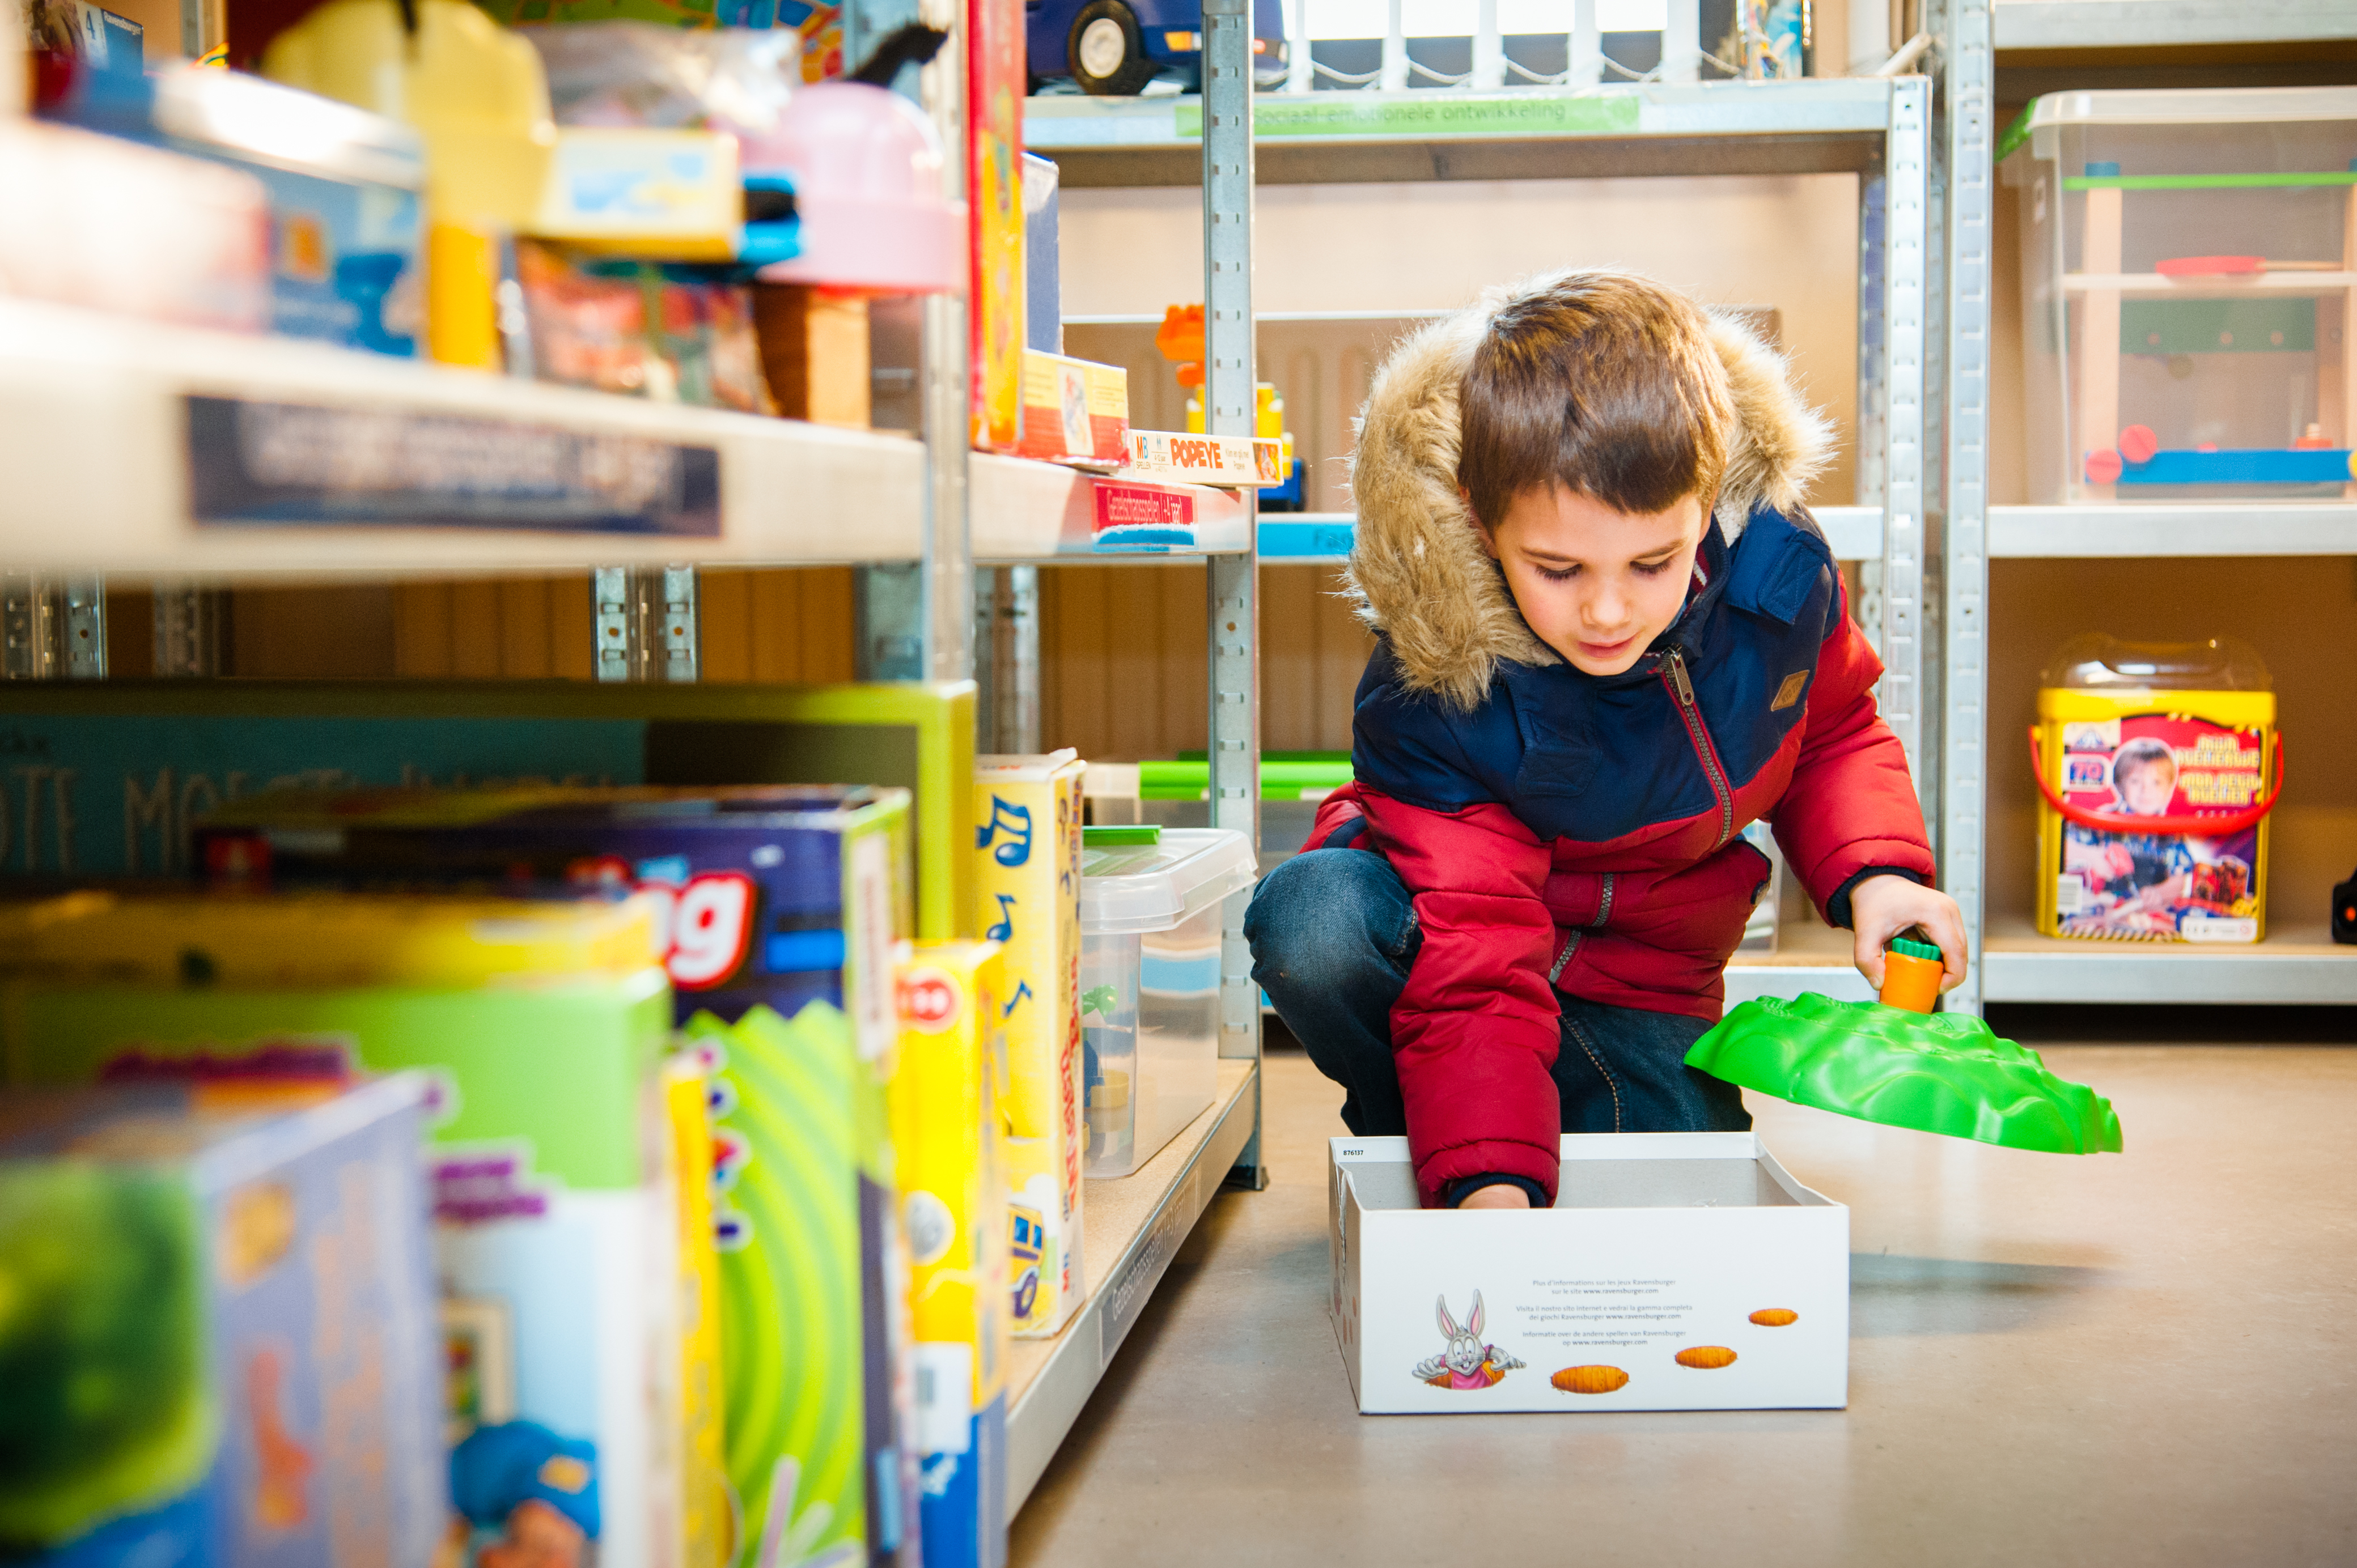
[1688,993,2124,1154]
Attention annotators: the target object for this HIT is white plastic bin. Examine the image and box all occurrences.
[1078,827,1257,1178]
[2000,87,2357,503]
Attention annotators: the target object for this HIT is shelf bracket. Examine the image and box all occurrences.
[1,575,106,681]
[592,567,700,683]
[152,584,227,677]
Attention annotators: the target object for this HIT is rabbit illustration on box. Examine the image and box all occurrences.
[1413,1291,1525,1389]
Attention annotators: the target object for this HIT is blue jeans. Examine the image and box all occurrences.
[1245,848,1750,1141]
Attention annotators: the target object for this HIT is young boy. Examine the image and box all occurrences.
[1246,270,1966,1211]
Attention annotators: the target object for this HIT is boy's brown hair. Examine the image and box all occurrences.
[1456,271,1736,529]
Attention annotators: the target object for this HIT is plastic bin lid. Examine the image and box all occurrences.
[1080,827,1257,934]
[2041,634,2270,692]
[2015,87,2357,133]
[1688,994,2124,1155]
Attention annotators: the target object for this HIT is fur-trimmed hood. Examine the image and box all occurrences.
[1343,274,1834,711]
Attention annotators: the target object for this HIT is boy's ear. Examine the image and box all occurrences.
[1460,487,1500,560]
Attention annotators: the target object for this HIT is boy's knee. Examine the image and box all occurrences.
[1246,849,1411,989]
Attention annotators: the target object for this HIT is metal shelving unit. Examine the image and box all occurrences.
[994,0,1267,1505]
[1938,23,2357,1010]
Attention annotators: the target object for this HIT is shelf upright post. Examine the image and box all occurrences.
[1875,79,1930,811]
[1203,0,1266,1189]
[844,0,970,685]
[1,576,105,680]
[153,587,227,677]
[919,0,973,685]
[1932,0,1992,1013]
[592,567,700,683]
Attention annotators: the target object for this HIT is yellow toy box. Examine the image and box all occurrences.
[975,752,1087,1337]
[889,941,1011,1568]
[2033,636,2281,943]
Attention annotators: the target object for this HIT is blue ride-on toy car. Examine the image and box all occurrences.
[1027,0,1288,95]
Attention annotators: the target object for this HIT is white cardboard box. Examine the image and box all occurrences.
[1330,1133,1849,1413]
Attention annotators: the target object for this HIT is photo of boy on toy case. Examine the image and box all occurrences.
[2056,720,2265,941]
[1248,270,1965,1215]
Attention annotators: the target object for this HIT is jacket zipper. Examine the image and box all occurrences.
[1549,872,1616,985]
[1661,646,1736,851]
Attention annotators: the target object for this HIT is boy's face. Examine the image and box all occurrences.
[1476,483,1706,676]
[2117,758,2176,815]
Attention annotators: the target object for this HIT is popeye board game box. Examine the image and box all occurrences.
[1329,1134,1849,1413]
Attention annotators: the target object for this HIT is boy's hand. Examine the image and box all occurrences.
[1460,1184,1532,1210]
[1848,875,1969,993]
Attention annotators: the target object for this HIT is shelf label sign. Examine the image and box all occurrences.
[1175,92,1638,141]
[185,396,722,536]
[1092,482,1198,551]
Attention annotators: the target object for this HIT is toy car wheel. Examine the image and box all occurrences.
[1067,0,1156,96]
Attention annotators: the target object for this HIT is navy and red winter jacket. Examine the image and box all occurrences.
[1316,294,1936,1208]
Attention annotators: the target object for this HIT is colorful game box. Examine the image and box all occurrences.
[974,754,1087,1338]
[969,0,1025,452]
[889,941,1011,1568]
[190,783,922,1567]
[0,679,975,942]
[194,784,911,1061]
[2034,636,2279,943]
[0,1074,443,1566]
[1018,350,1128,466]
[681,1000,914,1568]
[1,895,689,1568]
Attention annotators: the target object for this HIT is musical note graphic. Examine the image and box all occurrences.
[986,893,1016,942]
[1000,980,1034,1018]
[977,795,1033,866]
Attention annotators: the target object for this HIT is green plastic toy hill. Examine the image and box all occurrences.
[1688,993,2124,1154]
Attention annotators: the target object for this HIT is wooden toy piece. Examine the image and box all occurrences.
[1877,934,1945,1014]
[2074,176,2123,499]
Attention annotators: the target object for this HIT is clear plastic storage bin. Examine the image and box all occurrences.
[1078,827,1257,1178]
[2001,88,2357,502]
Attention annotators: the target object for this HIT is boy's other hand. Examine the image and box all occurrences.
[1459,1184,1533,1210]
[1848,875,1969,994]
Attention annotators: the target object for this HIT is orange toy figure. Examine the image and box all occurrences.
[246,1345,316,1528]
[478,1501,587,1568]
[1155,304,1205,390]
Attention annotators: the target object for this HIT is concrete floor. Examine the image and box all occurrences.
[1011,1040,2357,1567]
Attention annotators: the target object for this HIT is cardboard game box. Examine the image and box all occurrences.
[0,679,976,942]
[1017,350,1127,465]
[975,754,1087,1338]
[1,895,690,1567]
[0,1075,443,1567]
[889,941,1012,1568]
[190,784,923,1568]
[1329,1134,1849,1414]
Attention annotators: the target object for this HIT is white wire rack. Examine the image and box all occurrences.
[1278,0,1730,94]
